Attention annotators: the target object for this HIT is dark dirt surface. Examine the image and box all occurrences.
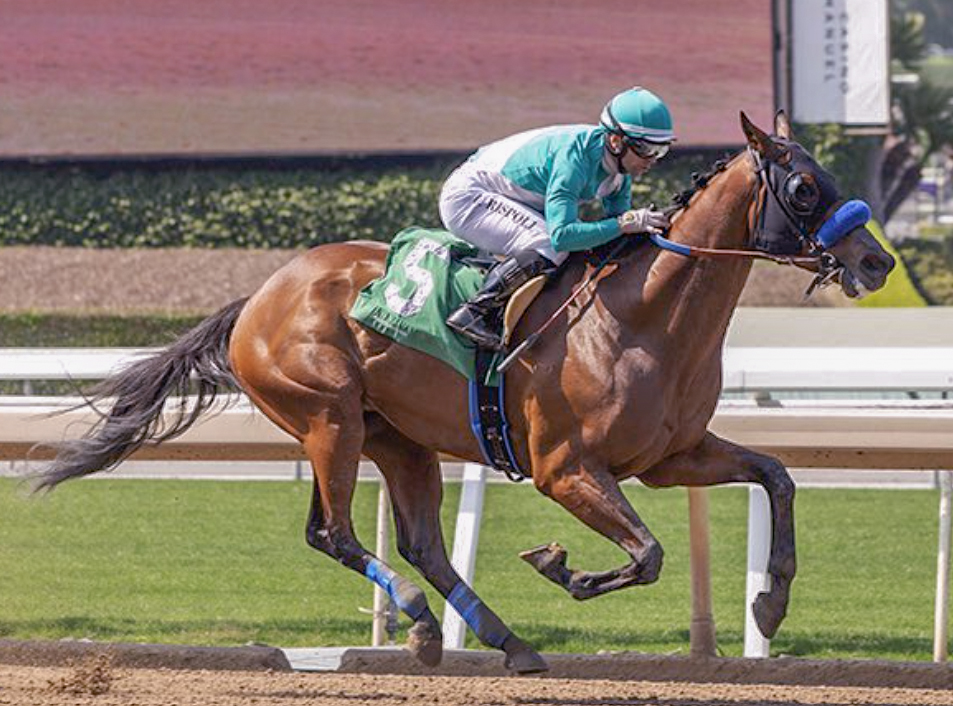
[0,247,300,315]
[0,0,774,155]
[0,247,848,315]
[1,640,952,706]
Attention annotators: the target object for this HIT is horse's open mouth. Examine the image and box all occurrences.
[837,268,861,298]
[836,251,894,298]
[824,226,896,298]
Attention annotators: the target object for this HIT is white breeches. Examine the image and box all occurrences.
[438,163,567,265]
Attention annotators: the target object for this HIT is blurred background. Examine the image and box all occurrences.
[0,0,949,333]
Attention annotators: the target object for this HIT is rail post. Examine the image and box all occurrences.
[935,470,952,662]
[744,485,771,658]
[688,487,717,656]
[442,463,488,650]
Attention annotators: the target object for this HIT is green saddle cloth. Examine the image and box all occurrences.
[350,227,491,381]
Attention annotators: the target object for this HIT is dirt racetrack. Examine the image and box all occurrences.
[4,665,952,706]
[2,641,953,706]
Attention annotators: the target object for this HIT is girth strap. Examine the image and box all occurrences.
[468,349,526,482]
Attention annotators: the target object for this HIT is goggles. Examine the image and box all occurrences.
[625,137,670,161]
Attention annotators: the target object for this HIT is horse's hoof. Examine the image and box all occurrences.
[752,590,786,639]
[519,542,567,573]
[407,620,443,667]
[502,635,548,674]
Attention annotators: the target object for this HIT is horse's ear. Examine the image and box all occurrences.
[740,111,784,160]
[774,110,793,140]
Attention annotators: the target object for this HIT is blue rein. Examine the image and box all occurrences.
[648,198,872,262]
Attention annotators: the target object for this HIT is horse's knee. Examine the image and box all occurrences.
[758,459,795,502]
[637,541,664,584]
[308,524,363,569]
[397,538,429,570]
[395,529,447,577]
[531,470,563,499]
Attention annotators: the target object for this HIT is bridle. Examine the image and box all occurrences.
[648,143,847,287]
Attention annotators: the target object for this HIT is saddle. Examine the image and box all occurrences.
[501,276,548,347]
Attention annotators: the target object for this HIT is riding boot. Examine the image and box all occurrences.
[446,251,555,350]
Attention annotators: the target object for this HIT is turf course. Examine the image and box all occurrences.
[0,477,943,661]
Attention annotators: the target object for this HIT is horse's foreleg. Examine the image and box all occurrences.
[526,462,664,600]
[362,417,547,674]
[639,432,796,639]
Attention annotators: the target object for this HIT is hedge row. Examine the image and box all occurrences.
[0,154,712,249]
[0,164,444,248]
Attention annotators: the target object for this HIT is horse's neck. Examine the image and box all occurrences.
[604,159,756,359]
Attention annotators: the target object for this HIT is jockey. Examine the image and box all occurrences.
[439,86,676,350]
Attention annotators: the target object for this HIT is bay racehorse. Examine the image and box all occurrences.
[36,112,894,673]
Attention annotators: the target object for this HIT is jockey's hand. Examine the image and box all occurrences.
[617,206,669,235]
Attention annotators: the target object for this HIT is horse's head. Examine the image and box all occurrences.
[740,111,895,298]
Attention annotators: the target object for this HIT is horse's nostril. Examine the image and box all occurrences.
[862,254,889,275]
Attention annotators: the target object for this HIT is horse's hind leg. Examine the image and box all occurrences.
[362,416,547,674]
[300,408,444,667]
[639,432,796,639]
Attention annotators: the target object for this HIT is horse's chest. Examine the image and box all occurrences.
[565,354,719,469]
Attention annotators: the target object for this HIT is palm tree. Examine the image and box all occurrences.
[858,12,953,223]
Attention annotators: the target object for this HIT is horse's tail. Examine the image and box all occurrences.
[33,297,249,492]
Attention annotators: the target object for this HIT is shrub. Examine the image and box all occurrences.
[0,153,714,249]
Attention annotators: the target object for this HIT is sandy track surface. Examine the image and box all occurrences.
[0,247,299,315]
[2,640,952,706]
[3,663,952,706]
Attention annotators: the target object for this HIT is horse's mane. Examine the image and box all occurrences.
[577,152,738,268]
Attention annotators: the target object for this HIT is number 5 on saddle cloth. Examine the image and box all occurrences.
[350,227,547,481]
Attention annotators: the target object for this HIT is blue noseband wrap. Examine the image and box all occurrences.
[815,199,871,249]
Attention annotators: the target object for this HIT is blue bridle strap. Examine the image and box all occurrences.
[646,230,819,266]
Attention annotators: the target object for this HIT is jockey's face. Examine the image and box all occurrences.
[622,150,657,177]
[607,133,660,178]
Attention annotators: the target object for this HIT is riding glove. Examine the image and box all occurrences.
[617,206,670,235]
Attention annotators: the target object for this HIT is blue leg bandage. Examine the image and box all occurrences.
[447,582,510,649]
[365,558,424,619]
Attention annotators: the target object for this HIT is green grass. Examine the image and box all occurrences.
[0,478,943,661]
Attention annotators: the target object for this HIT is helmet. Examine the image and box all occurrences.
[600,87,676,144]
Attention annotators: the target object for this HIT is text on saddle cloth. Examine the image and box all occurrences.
[349,226,547,383]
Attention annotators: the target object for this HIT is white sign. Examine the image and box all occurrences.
[790,0,889,126]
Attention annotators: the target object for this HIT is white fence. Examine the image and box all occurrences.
[2,344,953,661]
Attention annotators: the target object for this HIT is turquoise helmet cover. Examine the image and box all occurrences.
[600,87,676,143]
